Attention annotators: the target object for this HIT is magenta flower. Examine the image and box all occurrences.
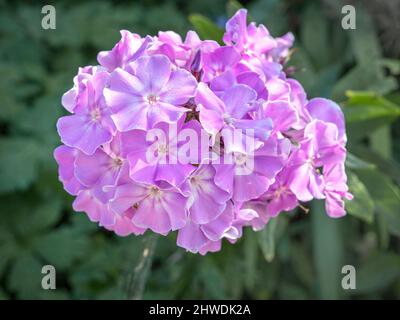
[177,201,238,254]
[195,82,258,136]
[223,9,294,63]
[74,133,127,203]
[305,98,347,143]
[73,189,146,235]
[183,164,231,224]
[236,198,270,231]
[201,46,241,82]
[54,145,84,196]
[97,30,152,72]
[214,136,290,202]
[265,168,298,217]
[120,120,200,187]
[287,120,346,202]
[57,68,116,155]
[323,163,353,218]
[104,54,197,131]
[61,66,94,113]
[110,181,188,234]
[55,9,352,254]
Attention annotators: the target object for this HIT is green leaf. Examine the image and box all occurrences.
[34,226,91,270]
[189,14,224,43]
[290,243,314,288]
[345,171,375,223]
[345,153,376,170]
[257,217,279,262]
[7,252,43,299]
[332,66,397,102]
[0,137,42,193]
[357,170,400,237]
[300,4,330,69]
[14,97,62,147]
[350,145,400,185]
[349,8,381,65]
[0,193,63,235]
[278,282,309,299]
[199,258,226,299]
[379,59,400,75]
[343,91,400,128]
[243,230,258,291]
[356,253,400,294]
[70,239,140,299]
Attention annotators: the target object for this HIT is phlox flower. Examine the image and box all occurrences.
[57,67,116,155]
[55,8,352,255]
[74,133,128,203]
[177,202,238,254]
[120,120,201,187]
[223,8,294,63]
[54,145,84,196]
[110,181,187,234]
[287,120,346,202]
[97,30,152,72]
[183,164,231,224]
[104,54,197,131]
[323,163,353,218]
[214,136,290,202]
[195,82,273,138]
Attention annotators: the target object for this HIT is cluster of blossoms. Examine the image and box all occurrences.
[55,9,352,254]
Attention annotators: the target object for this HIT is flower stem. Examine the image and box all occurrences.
[126,234,158,300]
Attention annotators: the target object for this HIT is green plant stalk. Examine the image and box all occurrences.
[370,125,392,249]
[311,200,344,299]
[126,234,158,300]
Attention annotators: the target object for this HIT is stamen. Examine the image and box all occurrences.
[299,204,310,214]
[90,108,101,121]
[147,94,159,105]
[234,153,248,166]
[148,186,162,198]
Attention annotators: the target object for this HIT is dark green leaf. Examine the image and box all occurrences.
[34,226,91,270]
[257,217,279,262]
[345,153,376,170]
[345,171,375,223]
[189,14,224,43]
[356,253,400,294]
[0,138,42,193]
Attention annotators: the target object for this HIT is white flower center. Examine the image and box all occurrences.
[157,144,168,155]
[148,186,162,198]
[190,175,201,186]
[90,108,101,121]
[223,113,233,125]
[234,152,248,166]
[112,157,123,168]
[147,94,159,105]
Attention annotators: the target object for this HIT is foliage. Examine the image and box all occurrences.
[0,0,399,300]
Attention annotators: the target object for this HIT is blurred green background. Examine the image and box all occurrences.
[1,0,400,300]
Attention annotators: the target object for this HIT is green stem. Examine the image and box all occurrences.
[370,125,392,248]
[126,234,158,300]
[311,200,344,299]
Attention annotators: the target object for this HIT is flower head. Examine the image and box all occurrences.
[55,9,351,254]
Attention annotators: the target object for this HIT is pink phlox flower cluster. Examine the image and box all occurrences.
[55,9,352,254]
